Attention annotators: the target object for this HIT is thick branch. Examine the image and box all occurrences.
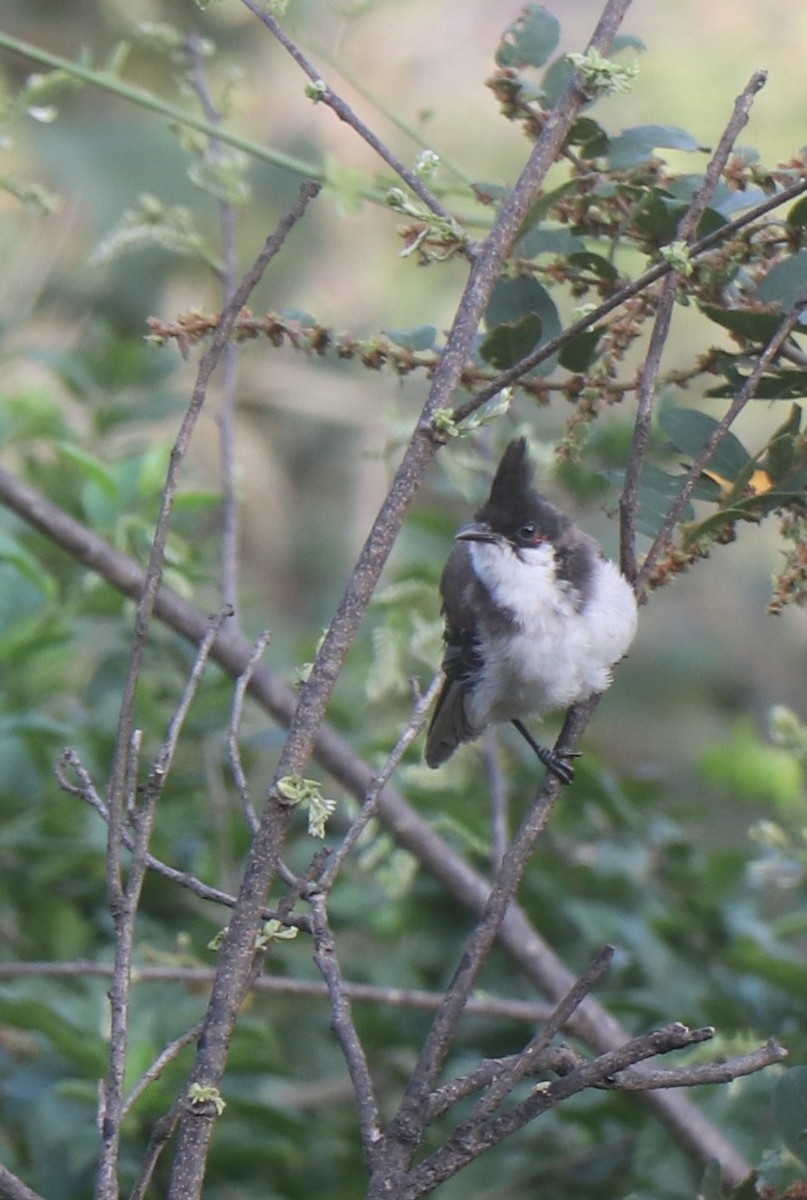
[0,1164,45,1200]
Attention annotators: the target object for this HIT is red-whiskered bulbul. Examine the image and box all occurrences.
[425,438,638,784]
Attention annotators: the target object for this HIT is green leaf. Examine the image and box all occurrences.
[564,116,609,158]
[0,535,58,601]
[57,443,118,499]
[558,328,602,372]
[485,276,560,345]
[728,935,807,999]
[772,1069,807,1168]
[567,250,619,283]
[706,371,807,401]
[787,195,807,230]
[516,225,584,259]
[607,124,703,169]
[637,467,695,536]
[541,54,575,108]
[700,305,790,343]
[611,464,696,537]
[700,719,803,806]
[632,188,678,242]
[496,4,560,68]
[757,250,807,312]
[384,325,438,351]
[479,314,542,370]
[516,180,578,240]
[659,408,751,482]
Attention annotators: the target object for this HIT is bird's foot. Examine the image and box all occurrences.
[535,744,580,786]
[511,719,580,786]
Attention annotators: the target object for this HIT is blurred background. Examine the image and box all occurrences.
[1,3,807,1198]
[1,0,806,775]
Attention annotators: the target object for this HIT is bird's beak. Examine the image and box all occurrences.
[454,521,500,544]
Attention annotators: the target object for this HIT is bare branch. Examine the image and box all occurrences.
[317,672,442,893]
[55,746,310,930]
[228,629,271,835]
[613,1038,787,1090]
[148,606,234,793]
[129,1100,184,1200]
[185,33,243,619]
[620,69,768,582]
[383,771,563,1161]
[0,1163,46,1200]
[401,1024,717,1200]
[0,960,558,1023]
[237,0,461,235]
[309,891,381,1157]
[123,1022,206,1120]
[465,946,614,1124]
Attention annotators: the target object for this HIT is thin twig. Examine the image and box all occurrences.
[0,1165,45,1200]
[147,606,234,793]
[386,774,563,1149]
[614,1038,787,1088]
[237,0,463,235]
[317,672,442,893]
[309,891,381,1158]
[100,613,224,1200]
[227,630,271,835]
[123,1021,206,1120]
[619,69,768,582]
[129,1099,184,1200]
[0,960,559,1022]
[452,174,807,425]
[467,946,614,1123]
[54,747,311,930]
[185,34,244,621]
[124,729,143,819]
[402,1024,717,1200]
[638,296,807,593]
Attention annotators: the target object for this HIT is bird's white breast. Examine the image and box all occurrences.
[466,540,637,729]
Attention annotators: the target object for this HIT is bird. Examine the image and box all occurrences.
[425,437,638,784]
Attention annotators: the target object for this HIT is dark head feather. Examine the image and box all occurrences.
[486,438,533,510]
[475,438,568,543]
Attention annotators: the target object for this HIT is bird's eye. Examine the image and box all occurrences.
[519,522,537,542]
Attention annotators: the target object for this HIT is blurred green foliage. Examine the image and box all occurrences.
[1,2,807,1199]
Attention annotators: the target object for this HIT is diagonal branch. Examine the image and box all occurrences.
[237,0,461,234]
[402,1024,716,1200]
[451,174,807,426]
[309,892,381,1158]
[619,68,768,582]
[638,296,807,593]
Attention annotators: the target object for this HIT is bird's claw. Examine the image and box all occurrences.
[536,745,579,786]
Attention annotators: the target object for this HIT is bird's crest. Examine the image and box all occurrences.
[483,437,534,513]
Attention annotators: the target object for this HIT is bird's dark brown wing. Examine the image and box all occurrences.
[425,545,485,767]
